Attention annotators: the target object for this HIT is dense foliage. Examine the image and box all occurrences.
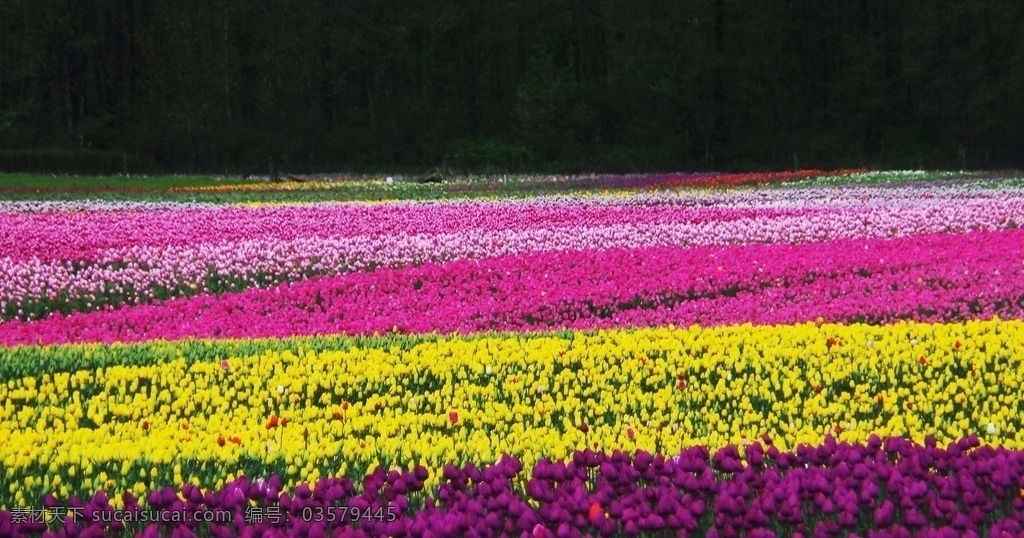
[1,2,1022,173]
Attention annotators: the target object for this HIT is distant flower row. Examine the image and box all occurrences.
[163,168,864,195]
[3,185,1024,322]
[4,182,1017,263]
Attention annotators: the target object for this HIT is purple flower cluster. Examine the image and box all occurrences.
[5,437,1024,537]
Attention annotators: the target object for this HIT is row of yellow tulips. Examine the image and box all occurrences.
[1,318,1022,508]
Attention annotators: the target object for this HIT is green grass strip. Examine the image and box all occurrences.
[0,173,245,191]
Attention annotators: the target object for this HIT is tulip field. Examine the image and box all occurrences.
[5,169,1024,537]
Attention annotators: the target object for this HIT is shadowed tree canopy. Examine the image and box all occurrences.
[0,0,1021,174]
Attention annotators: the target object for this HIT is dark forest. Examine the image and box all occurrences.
[1,1,1022,174]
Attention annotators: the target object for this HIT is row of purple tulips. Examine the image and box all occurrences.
[3,436,1024,537]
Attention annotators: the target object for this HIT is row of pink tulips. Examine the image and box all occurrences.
[0,201,798,263]
[3,184,1021,263]
[2,228,1021,346]
[3,192,1024,322]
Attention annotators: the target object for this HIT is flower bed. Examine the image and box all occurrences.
[3,172,1024,536]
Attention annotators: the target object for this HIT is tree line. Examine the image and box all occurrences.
[1,0,1021,174]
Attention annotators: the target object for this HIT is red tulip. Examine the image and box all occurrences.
[217,435,226,447]
[449,411,459,424]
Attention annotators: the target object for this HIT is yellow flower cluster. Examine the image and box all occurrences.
[1,318,1022,508]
